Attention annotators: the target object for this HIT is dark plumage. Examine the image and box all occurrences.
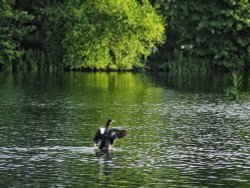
[93,119,127,150]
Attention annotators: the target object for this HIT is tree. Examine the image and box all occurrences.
[0,0,34,70]
[62,0,165,70]
[155,0,250,71]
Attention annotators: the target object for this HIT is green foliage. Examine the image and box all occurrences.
[154,0,250,71]
[37,3,68,68]
[0,0,164,71]
[3,0,249,72]
[0,0,34,68]
[225,72,244,101]
[63,0,165,70]
[165,50,209,73]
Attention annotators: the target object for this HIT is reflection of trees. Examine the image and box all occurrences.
[147,72,231,93]
[65,72,165,143]
[0,72,70,147]
[0,72,71,187]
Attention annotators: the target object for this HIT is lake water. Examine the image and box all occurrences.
[0,72,250,187]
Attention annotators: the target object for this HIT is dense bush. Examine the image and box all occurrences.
[0,0,34,70]
[62,0,165,70]
[153,0,250,71]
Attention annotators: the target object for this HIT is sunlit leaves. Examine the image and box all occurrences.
[225,72,244,101]
[63,0,165,70]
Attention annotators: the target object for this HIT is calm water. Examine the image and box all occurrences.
[0,72,250,188]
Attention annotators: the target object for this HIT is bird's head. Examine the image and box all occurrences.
[106,118,115,128]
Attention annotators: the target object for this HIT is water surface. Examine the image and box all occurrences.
[0,72,249,187]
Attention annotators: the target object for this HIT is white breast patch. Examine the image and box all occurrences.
[100,128,105,134]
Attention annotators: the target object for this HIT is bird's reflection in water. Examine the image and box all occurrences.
[94,148,114,160]
[93,148,116,186]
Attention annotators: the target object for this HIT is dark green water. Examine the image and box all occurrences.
[0,72,250,188]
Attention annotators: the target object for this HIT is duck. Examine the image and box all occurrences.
[93,118,127,150]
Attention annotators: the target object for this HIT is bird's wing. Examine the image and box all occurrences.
[110,128,127,139]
